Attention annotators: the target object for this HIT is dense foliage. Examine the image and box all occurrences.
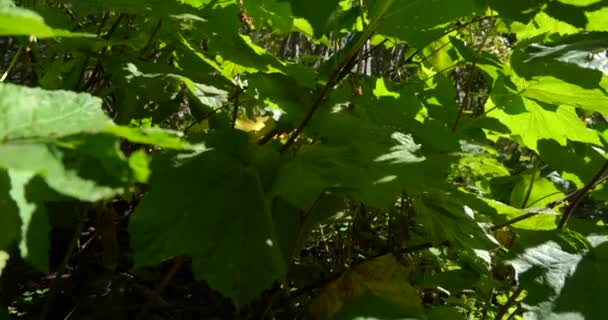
[1,0,608,319]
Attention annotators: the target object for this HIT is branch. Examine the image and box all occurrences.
[492,164,608,231]
[558,159,608,229]
[491,211,540,231]
[280,0,396,152]
[0,45,22,82]
[496,286,523,320]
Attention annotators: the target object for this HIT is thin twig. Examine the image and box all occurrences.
[280,0,395,152]
[492,174,608,231]
[0,45,22,82]
[521,160,538,209]
[139,18,163,58]
[491,211,540,231]
[256,127,279,145]
[81,13,126,91]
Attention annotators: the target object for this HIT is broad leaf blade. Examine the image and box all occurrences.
[130,139,286,305]
[0,83,112,140]
[0,6,92,38]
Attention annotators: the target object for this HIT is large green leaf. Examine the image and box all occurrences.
[0,6,92,38]
[376,0,480,48]
[0,84,185,199]
[0,83,111,140]
[522,32,608,75]
[245,0,293,34]
[509,173,565,209]
[506,232,608,319]
[501,1,608,40]
[486,0,544,23]
[414,190,498,256]
[0,83,187,271]
[484,199,559,230]
[7,172,50,272]
[278,0,341,36]
[538,140,606,189]
[130,131,286,305]
[0,137,131,201]
[0,170,19,251]
[59,0,206,15]
[524,74,608,114]
[486,94,601,152]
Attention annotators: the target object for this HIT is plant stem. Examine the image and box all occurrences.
[139,18,163,58]
[496,286,523,320]
[521,161,538,208]
[280,0,395,152]
[1,45,22,82]
[492,171,608,231]
[558,159,608,229]
[491,211,540,231]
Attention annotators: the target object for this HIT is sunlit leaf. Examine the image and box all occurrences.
[0,6,93,38]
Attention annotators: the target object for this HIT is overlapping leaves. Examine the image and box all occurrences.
[2,0,608,318]
[0,83,185,273]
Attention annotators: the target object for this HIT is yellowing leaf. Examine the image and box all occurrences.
[309,254,421,319]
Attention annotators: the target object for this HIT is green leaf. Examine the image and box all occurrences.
[486,95,601,152]
[130,133,286,305]
[417,269,481,294]
[521,75,608,116]
[61,0,205,15]
[0,169,19,247]
[544,1,589,28]
[104,126,189,150]
[0,6,92,38]
[485,199,559,231]
[245,0,293,34]
[376,0,480,48]
[500,2,608,40]
[8,172,49,272]
[0,84,184,201]
[509,173,564,209]
[487,0,543,23]
[0,83,112,140]
[414,190,498,257]
[507,233,608,319]
[278,0,341,36]
[538,140,605,189]
[523,32,608,75]
[0,251,8,277]
[0,137,130,202]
